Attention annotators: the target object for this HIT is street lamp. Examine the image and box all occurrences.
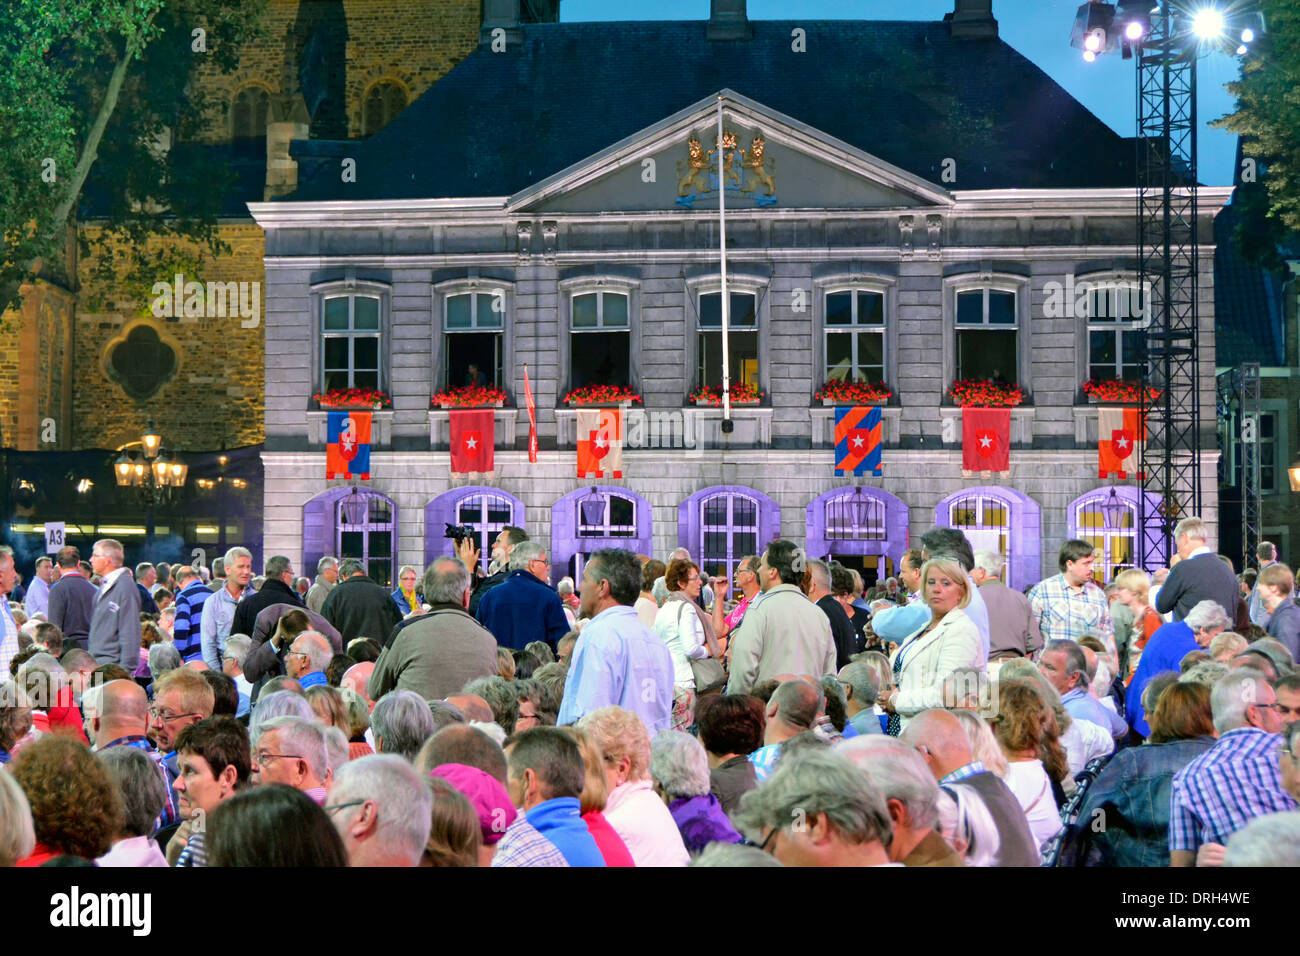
[579,487,607,527]
[1100,487,1127,530]
[113,420,188,504]
[1287,459,1300,493]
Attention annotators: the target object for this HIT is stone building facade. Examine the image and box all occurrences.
[252,80,1231,589]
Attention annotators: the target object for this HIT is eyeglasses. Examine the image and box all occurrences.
[150,709,201,723]
[323,800,365,815]
[757,826,780,855]
[255,751,303,765]
[286,650,308,659]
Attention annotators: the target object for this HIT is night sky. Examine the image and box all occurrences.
[562,0,1244,186]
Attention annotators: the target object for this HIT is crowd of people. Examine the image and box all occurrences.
[0,513,1298,868]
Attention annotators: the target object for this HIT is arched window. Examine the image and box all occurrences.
[935,486,1040,590]
[424,487,526,574]
[1068,486,1164,582]
[337,489,395,588]
[363,81,407,136]
[551,487,652,584]
[806,487,908,587]
[231,85,269,144]
[678,486,780,583]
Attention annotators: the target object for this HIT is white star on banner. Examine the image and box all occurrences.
[465,436,477,450]
[341,438,354,452]
[1115,437,1129,451]
[852,435,864,448]
[979,435,993,449]
[595,434,608,449]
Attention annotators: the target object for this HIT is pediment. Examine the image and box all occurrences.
[507,89,953,215]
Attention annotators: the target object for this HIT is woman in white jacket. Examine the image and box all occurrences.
[652,560,722,731]
[879,555,987,735]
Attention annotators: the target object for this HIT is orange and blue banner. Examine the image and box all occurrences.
[326,411,371,480]
[834,406,882,476]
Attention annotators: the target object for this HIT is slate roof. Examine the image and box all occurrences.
[286,19,1137,201]
[1213,199,1286,368]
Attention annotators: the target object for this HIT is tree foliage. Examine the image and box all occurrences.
[1214,0,1300,259]
[0,0,267,312]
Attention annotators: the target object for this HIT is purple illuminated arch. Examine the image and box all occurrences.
[805,487,909,575]
[678,485,781,579]
[550,486,653,584]
[1067,485,1168,573]
[424,486,526,571]
[934,485,1041,590]
[302,486,398,584]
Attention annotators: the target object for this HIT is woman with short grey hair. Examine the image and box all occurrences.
[370,690,436,761]
[650,730,742,855]
[96,747,168,867]
[149,641,183,680]
[0,769,35,866]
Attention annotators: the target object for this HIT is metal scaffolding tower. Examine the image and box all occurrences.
[1137,3,1203,570]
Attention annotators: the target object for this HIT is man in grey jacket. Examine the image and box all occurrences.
[725,540,835,695]
[305,556,339,614]
[369,557,498,702]
[972,549,1043,661]
[87,538,141,670]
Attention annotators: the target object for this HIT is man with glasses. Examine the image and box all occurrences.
[1169,668,1299,866]
[91,679,181,831]
[476,541,569,652]
[327,754,432,867]
[253,716,329,803]
[711,554,761,647]
[285,631,333,690]
[148,669,215,779]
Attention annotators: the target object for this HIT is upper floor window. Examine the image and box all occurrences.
[231,85,270,157]
[825,289,885,384]
[955,288,1017,384]
[570,291,630,390]
[363,81,407,136]
[322,294,381,392]
[444,291,504,389]
[1086,280,1147,381]
[697,291,758,391]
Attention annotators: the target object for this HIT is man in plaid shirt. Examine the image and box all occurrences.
[1027,540,1116,657]
[1169,668,1296,866]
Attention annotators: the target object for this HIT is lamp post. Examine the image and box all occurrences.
[113,419,189,546]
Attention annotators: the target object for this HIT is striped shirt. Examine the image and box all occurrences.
[102,735,181,831]
[1027,573,1116,654]
[176,831,206,867]
[172,581,213,661]
[1169,727,1298,852]
[0,601,18,681]
[940,761,988,785]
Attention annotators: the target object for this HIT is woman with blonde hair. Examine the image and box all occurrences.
[1113,568,1161,681]
[879,555,986,735]
[559,726,634,866]
[306,685,350,736]
[991,680,1064,857]
[950,708,1009,778]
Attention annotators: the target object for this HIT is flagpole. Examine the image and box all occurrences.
[717,95,732,431]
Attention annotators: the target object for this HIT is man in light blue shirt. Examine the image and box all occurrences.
[558,548,673,735]
[1040,639,1126,738]
[200,547,253,670]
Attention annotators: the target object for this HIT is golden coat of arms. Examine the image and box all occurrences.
[675,127,778,207]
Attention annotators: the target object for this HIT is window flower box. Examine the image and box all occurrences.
[563,385,643,407]
[432,385,509,409]
[689,383,764,407]
[1082,379,1160,404]
[814,380,892,406]
[947,379,1025,408]
[314,388,391,410]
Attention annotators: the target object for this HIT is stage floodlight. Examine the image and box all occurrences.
[1192,7,1226,40]
[1070,2,1118,55]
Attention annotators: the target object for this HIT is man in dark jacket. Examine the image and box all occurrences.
[321,559,403,646]
[243,603,344,684]
[476,542,569,651]
[803,559,856,671]
[47,546,97,651]
[1155,517,1240,622]
[230,555,303,639]
[370,557,498,701]
[458,525,528,617]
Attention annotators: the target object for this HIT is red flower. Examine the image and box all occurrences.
[563,385,643,405]
[947,379,1025,407]
[1082,379,1160,403]
[431,385,510,407]
[813,380,892,403]
[314,388,391,407]
[688,383,764,405]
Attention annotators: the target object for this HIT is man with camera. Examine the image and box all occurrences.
[449,523,530,617]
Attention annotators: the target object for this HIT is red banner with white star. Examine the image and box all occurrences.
[450,409,495,474]
[576,408,622,478]
[1099,406,1145,479]
[961,407,1010,473]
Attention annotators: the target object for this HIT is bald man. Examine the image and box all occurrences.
[342,662,375,711]
[92,679,181,830]
[746,679,821,783]
[900,709,1039,866]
